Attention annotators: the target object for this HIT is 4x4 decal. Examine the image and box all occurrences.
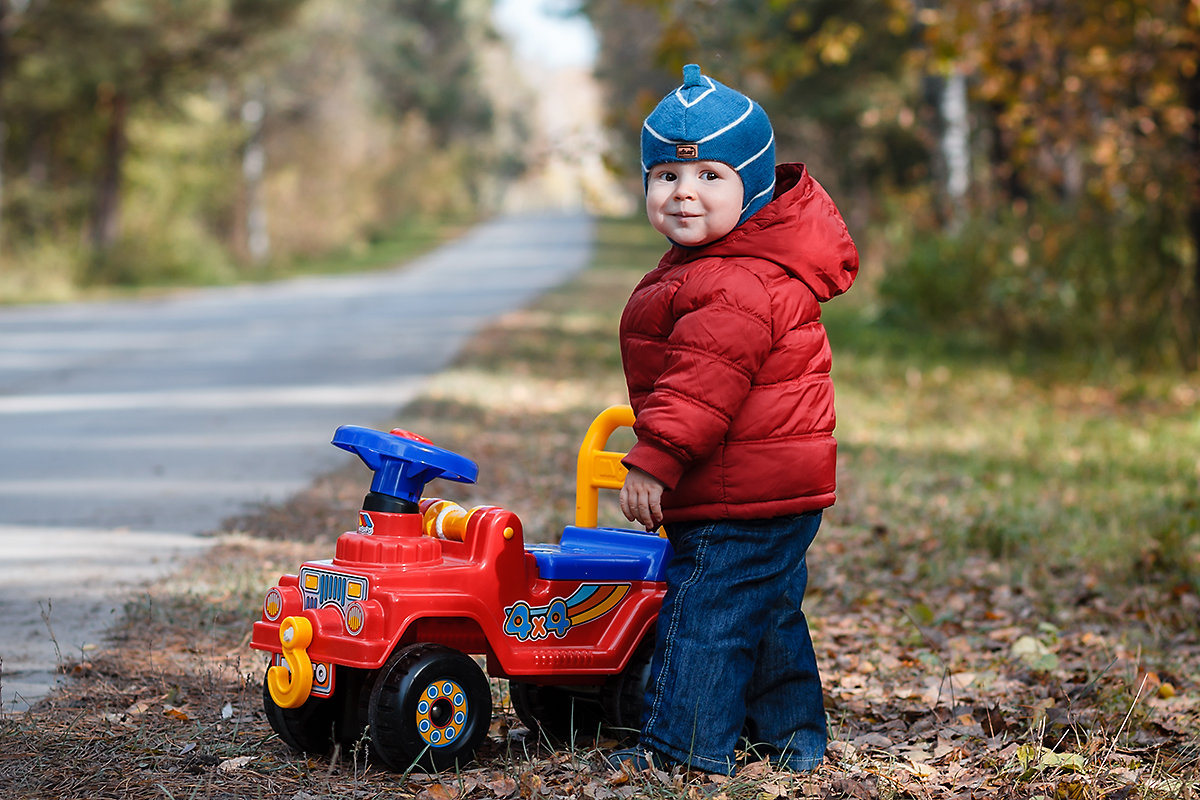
[502,583,630,641]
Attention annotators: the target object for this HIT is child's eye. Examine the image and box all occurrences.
[657,171,678,182]
[701,171,720,181]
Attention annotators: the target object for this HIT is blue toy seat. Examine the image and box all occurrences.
[527,526,672,582]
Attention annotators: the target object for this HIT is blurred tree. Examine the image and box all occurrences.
[0,1,9,253]
[582,0,1200,369]
[578,0,672,168]
[362,0,497,139]
[581,0,922,225]
[920,0,1200,367]
[3,0,106,244]
[2,0,303,271]
[246,0,513,256]
[0,0,523,295]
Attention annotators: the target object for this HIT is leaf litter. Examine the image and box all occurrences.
[2,431,1194,799]
[2,242,1197,798]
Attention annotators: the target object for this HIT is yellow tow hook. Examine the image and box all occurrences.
[267,616,314,709]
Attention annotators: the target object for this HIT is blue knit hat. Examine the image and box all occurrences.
[641,64,776,227]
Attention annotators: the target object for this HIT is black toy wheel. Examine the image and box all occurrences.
[368,643,492,772]
[509,681,606,743]
[262,665,370,756]
[263,670,337,755]
[601,635,655,740]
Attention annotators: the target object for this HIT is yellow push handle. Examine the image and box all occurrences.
[575,404,635,527]
[267,616,314,709]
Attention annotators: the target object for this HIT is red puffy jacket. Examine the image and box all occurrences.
[620,163,858,522]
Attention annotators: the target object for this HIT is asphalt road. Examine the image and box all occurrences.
[0,211,595,712]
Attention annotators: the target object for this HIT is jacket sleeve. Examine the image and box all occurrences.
[624,262,773,490]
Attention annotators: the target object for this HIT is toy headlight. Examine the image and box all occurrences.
[345,601,366,636]
[264,588,283,621]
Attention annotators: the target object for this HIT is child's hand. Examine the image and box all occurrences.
[620,467,666,531]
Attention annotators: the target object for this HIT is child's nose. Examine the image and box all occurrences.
[674,177,697,200]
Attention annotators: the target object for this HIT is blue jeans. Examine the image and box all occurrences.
[639,512,826,774]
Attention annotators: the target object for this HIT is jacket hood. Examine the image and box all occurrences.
[661,163,859,302]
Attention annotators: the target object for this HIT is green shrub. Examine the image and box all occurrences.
[0,238,85,304]
[878,199,1196,370]
[84,221,236,288]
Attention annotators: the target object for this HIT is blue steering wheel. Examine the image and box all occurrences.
[332,425,478,506]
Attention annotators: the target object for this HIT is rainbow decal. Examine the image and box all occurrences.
[564,583,631,625]
[503,583,630,641]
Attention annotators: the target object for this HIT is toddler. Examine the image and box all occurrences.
[612,64,859,775]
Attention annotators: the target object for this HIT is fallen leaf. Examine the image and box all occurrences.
[217,755,256,772]
[1054,780,1087,799]
[485,775,517,797]
[974,703,1010,736]
[162,706,191,721]
[1011,636,1059,671]
[1135,668,1162,697]
[1016,744,1085,775]
[417,784,458,800]
[852,732,892,750]
[826,777,872,799]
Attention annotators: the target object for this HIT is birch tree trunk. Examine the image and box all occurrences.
[940,68,970,229]
[241,93,269,264]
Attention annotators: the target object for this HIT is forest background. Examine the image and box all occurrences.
[1,0,1198,372]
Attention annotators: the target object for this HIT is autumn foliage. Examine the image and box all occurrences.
[583,0,1200,369]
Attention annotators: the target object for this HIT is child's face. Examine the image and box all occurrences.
[645,160,743,247]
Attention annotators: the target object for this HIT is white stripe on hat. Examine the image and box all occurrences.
[741,179,776,215]
[736,132,775,171]
[673,76,716,108]
[694,98,754,145]
[642,121,675,146]
[642,98,757,147]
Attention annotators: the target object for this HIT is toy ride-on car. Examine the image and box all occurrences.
[250,405,670,772]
